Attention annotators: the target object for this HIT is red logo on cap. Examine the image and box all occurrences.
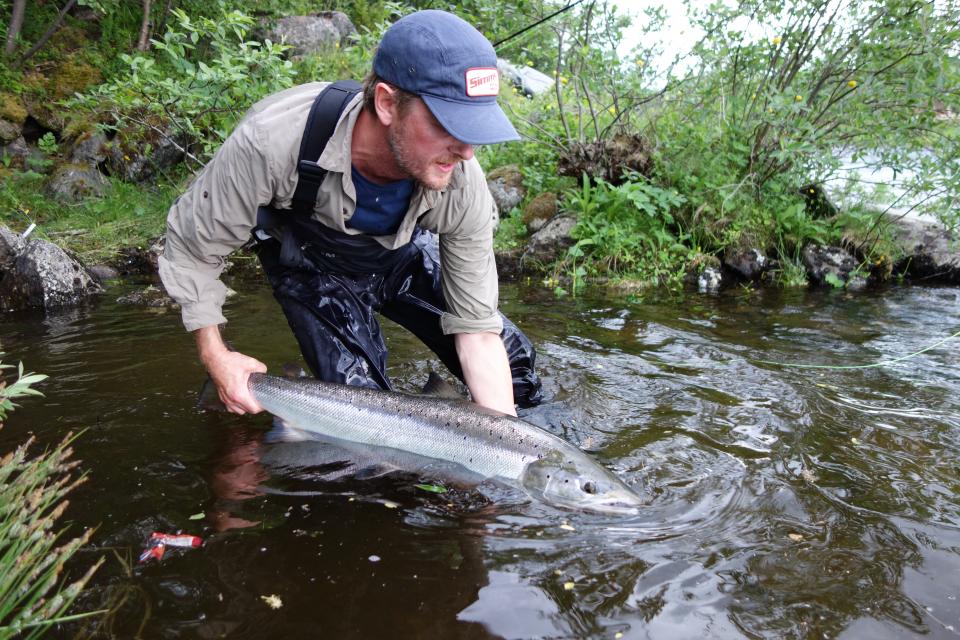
[465,68,500,97]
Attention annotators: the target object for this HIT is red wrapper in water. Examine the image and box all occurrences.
[138,542,166,563]
[149,532,203,548]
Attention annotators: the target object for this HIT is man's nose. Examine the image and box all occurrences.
[450,139,474,161]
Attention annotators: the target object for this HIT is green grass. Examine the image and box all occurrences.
[0,170,179,264]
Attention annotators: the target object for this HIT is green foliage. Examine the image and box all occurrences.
[560,174,690,288]
[75,5,296,165]
[0,170,177,263]
[493,209,527,252]
[36,132,58,156]
[656,0,960,231]
[0,356,104,638]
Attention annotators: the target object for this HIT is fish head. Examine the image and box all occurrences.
[520,450,644,515]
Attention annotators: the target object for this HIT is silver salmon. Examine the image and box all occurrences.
[248,373,644,515]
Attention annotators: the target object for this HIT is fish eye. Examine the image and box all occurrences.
[582,481,598,495]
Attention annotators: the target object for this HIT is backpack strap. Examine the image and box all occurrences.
[290,79,362,215]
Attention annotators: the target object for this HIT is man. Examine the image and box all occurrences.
[159,10,542,417]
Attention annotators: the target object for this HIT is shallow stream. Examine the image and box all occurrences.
[2,277,959,639]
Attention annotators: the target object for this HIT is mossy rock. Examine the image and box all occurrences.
[0,93,28,124]
[521,192,558,232]
[486,164,524,189]
[49,59,102,100]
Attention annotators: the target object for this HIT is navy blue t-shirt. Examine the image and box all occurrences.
[347,165,415,236]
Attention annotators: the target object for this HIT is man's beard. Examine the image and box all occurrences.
[387,117,456,192]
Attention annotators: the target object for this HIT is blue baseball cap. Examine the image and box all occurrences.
[373,10,520,145]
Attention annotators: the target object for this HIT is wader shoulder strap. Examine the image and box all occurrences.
[291,79,362,215]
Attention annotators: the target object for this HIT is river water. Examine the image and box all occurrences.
[2,276,959,639]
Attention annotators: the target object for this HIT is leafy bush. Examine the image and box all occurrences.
[558,174,690,291]
[76,5,296,165]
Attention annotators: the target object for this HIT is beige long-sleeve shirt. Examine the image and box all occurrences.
[159,82,503,336]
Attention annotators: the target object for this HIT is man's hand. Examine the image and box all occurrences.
[455,332,517,416]
[195,325,267,414]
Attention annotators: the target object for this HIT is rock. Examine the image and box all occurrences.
[0,238,102,311]
[107,131,186,183]
[801,244,858,287]
[494,248,523,281]
[116,284,180,309]
[521,215,576,269]
[891,217,960,284]
[486,165,525,216]
[723,248,768,281]
[0,92,28,124]
[697,266,723,293]
[88,264,120,282]
[114,236,166,275]
[264,12,356,57]
[68,131,110,166]
[0,136,30,168]
[497,59,554,96]
[683,254,724,292]
[557,133,654,185]
[0,225,26,272]
[45,163,109,202]
[522,192,558,232]
[0,119,20,145]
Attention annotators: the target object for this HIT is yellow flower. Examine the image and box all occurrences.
[636,59,645,67]
[560,76,568,85]
[795,95,803,101]
[123,154,131,161]
[772,36,782,45]
[809,188,815,193]
[608,106,616,115]
[847,80,857,88]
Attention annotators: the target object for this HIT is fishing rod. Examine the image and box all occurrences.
[750,328,960,370]
[493,0,587,50]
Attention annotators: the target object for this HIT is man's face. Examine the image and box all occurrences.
[387,98,475,191]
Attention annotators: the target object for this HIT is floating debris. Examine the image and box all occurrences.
[382,500,399,509]
[559,524,576,532]
[188,512,205,520]
[369,555,381,563]
[261,594,283,609]
[788,533,804,542]
[564,582,575,591]
[414,483,447,494]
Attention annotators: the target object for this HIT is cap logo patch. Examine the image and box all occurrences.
[465,68,500,97]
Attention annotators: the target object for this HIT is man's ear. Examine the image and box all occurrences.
[374,82,399,126]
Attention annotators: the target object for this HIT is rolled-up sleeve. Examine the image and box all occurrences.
[438,161,503,335]
[158,119,274,332]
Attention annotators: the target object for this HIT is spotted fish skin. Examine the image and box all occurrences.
[248,373,644,514]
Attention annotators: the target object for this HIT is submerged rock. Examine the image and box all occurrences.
[0,229,102,311]
[116,284,180,309]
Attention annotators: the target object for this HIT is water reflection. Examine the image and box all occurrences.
[2,280,959,638]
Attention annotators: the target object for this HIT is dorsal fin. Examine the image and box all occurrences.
[421,372,463,399]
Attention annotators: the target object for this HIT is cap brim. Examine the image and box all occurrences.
[421,95,520,145]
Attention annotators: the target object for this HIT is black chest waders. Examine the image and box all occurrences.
[252,81,542,407]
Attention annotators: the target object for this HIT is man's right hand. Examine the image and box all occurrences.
[195,325,267,414]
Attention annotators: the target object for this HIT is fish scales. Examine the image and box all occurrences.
[250,374,543,479]
[248,373,645,514]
